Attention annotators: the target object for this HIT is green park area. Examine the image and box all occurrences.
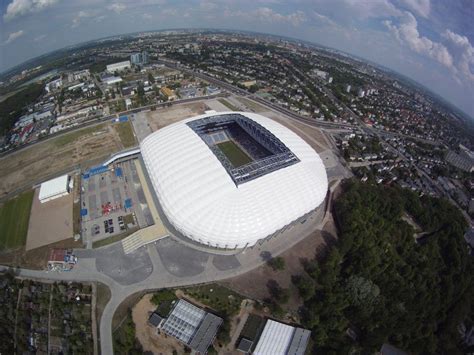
[217,141,252,167]
[0,190,34,251]
[114,121,137,148]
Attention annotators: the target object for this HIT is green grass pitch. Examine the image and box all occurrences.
[217,140,253,167]
[0,190,34,251]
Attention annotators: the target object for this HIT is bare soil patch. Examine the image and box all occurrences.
[146,102,209,131]
[0,124,122,198]
[26,188,73,251]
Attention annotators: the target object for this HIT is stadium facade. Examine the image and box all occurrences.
[140,112,328,249]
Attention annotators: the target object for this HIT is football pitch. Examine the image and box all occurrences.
[217,140,252,167]
[0,190,34,251]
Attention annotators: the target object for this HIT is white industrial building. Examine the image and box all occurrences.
[38,175,71,203]
[141,112,328,249]
[103,76,123,85]
[254,319,311,355]
[106,61,131,73]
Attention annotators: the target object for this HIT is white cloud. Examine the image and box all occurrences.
[4,0,59,21]
[399,0,430,18]
[343,0,402,19]
[34,34,46,42]
[235,7,307,26]
[72,10,89,28]
[442,29,474,82]
[384,12,453,68]
[5,30,25,44]
[311,11,337,27]
[107,3,126,14]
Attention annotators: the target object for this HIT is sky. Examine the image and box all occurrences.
[0,0,473,117]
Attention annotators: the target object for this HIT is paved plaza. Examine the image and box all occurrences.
[80,159,152,247]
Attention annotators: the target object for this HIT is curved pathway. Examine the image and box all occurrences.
[1,200,329,355]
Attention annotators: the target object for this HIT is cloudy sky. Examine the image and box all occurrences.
[0,0,473,117]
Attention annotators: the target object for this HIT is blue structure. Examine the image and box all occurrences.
[119,115,128,122]
[88,165,108,176]
[115,167,123,177]
[124,198,132,209]
[80,209,88,216]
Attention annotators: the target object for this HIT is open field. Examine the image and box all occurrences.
[145,101,208,131]
[0,237,82,269]
[218,141,252,167]
[0,190,34,251]
[0,123,125,198]
[113,121,137,148]
[218,98,240,111]
[26,189,73,251]
[236,97,267,113]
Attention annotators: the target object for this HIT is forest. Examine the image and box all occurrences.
[0,83,44,135]
[296,180,473,353]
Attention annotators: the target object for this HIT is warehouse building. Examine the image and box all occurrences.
[38,174,71,203]
[160,299,222,354]
[253,319,311,355]
[106,60,131,73]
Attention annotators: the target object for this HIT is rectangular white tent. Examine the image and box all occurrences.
[254,319,311,355]
[39,175,70,203]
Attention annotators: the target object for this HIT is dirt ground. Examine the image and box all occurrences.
[219,218,338,317]
[146,102,209,131]
[132,294,185,355]
[0,123,123,198]
[26,188,73,251]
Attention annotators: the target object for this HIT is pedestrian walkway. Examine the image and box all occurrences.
[122,225,169,254]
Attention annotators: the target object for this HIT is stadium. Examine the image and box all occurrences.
[140,112,328,249]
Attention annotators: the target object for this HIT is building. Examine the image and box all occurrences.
[38,174,70,203]
[72,69,90,81]
[106,60,131,73]
[45,78,62,93]
[253,319,311,355]
[445,145,474,172]
[103,76,123,86]
[160,86,176,100]
[239,80,257,88]
[312,69,329,80]
[160,299,222,354]
[358,88,366,98]
[346,84,351,93]
[140,112,328,249]
[131,51,149,65]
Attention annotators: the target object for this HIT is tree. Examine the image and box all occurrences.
[267,256,285,271]
[147,72,155,84]
[292,274,315,301]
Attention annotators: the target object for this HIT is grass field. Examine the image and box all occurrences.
[0,190,34,251]
[53,124,106,148]
[217,141,252,167]
[218,98,240,111]
[114,121,137,148]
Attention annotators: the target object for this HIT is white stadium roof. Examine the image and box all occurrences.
[140,112,328,248]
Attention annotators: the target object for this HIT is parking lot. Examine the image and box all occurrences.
[80,158,153,244]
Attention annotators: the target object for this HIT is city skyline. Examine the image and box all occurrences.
[0,0,473,118]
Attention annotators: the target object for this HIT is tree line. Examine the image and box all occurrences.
[293,180,473,353]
